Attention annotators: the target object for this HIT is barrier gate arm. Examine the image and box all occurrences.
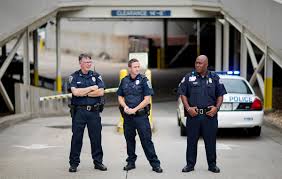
[39,87,118,101]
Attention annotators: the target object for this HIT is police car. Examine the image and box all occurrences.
[177,71,264,136]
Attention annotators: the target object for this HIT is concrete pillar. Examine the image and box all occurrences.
[23,30,31,113]
[33,30,39,86]
[23,30,30,85]
[197,20,200,56]
[56,15,62,93]
[240,30,247,78]
[162,19,168,68]
[223,20,229,71]
[264,49,273,110]
[215,19,222,71]
[233,30,239,70]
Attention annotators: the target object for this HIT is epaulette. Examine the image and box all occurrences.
[209,71,219,78]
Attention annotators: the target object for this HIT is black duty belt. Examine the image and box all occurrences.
[196,108,211,115]
[75,105,100,112]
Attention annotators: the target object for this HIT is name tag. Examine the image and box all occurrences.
[189,76,196,81]
[77,81,81,84]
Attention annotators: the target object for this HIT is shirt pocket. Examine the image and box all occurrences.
[134,85,143,94]
[122,84,130,96]
[190,83,201,94]
[207,83,215,96]
[76,82,85,88]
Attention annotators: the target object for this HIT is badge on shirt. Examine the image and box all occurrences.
[219,78,223,84]
[92,77,96,82]
[209,78,212,84]
[147,81,152,89]
[189,76,196,82]
[136,80,140,85]
[69,76,73,83]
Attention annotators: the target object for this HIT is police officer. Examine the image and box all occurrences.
[178,55,227,173]
[117,58,163,173]
[68,53,107,172]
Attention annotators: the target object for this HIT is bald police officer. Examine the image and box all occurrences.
[117,59,163,173]
[178,55,227,173]
[68,54,107,172]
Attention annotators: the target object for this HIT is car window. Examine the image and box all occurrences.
[221,79,252,94]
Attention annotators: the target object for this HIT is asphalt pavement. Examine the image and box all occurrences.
[0,102,282,179]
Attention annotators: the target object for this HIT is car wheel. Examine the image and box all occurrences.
[248,126,261,137]
[180,122,186,136]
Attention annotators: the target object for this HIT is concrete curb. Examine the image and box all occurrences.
[0,113,32,132]
[263,119,282,133]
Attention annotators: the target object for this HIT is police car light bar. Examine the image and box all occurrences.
[215,71,240,75]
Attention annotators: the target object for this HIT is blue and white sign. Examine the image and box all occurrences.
[111,10,171,17]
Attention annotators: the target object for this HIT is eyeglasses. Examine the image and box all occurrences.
[81,61,93,64]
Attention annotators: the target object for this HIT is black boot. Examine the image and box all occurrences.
[123,163,136,171]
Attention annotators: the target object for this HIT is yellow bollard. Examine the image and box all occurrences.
[34,69,39,87]
[264,78,273,110]
[117,69,128,133]
[39,38,44,51]
[56,76,62,93]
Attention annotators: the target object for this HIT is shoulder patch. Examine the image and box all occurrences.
[181,77,185,83]
[69,76,73,83]
[147,81,152,89]
[98,75,103,81]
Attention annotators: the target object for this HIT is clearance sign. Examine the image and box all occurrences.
[111,10,171,17]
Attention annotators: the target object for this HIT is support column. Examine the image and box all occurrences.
[233,30,239,70]
[197,19,200,56]
[56,15,62,93]
[0,33,24,112]
[240,29,247,78]
[33,30,39,86]
[215,19,222,71]
[223,19,229,71]
[23,30,30,85]
[264,48,273,110]
[162,19,168,68]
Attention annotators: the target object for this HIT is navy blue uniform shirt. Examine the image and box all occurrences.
[117,74,154,108]
[178,71,227,108]
[68,70,105,105]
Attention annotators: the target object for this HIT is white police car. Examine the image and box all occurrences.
[177,71,264,136]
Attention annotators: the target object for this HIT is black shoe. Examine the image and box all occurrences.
[94,163,107,171]
[182,165,194,173]
[69,166,77,172]
[123,163,136,171]
[208,166,220,173]
[152,166,163,173]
